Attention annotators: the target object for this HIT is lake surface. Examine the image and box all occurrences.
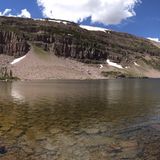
[0,79,160,160]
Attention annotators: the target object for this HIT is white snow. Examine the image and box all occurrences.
[134,62,140,67]
[100,64,103,69]
[48,19,67,24]
[34,18,68,24]
[11,55,26,65]
[106,59,123,69]
[62,21,67,25]
[147,37,160,43]
[34,18,45,21]
[125,66,130,69]
[80,25,108,32]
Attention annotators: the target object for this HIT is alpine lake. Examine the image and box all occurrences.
[0,79,160,160]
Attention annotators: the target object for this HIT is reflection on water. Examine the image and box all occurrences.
[0,79,160,160]
[11,86,25,102]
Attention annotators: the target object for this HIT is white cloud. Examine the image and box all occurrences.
[37,0,140,25]
[0,8,31,18]
[17,9,31,18]
[147,37,160,43]
[0,8,11,16]
[2,9,12,15]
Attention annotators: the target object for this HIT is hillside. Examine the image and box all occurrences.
[0,16,160,80]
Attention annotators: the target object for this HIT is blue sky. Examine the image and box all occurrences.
[111,0,160,38]
[0,0,159,40]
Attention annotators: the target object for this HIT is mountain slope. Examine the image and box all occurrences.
[0,16,160,79]
[10,45,104,80]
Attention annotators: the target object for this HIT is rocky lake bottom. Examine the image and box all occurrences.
[0,79,160,160]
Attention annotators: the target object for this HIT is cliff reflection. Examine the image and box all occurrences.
[7,80,159,129]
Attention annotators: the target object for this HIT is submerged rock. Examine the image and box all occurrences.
[0,146,7,154]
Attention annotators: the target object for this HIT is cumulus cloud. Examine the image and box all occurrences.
[17,9,31,18]
[147,37,160,43]
[0,8,11,16]
[1,9,12,16]
[37,0,140,25]
[0,8,31,18]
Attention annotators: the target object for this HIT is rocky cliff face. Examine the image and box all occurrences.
[0,16,160,66]
[0,30,30,58]
[34,34,107,62]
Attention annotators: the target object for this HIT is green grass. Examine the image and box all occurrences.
[101,71,124,77]
[0,67,20,81]
[32,45,50,59]
[141,57,160,70]
[0,77,19,81]
[101,70,147,78]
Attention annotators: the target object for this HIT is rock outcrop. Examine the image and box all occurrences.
[34,34,107,62]
[0,30,30,58]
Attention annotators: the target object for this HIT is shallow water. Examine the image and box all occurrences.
[0,79,160,160]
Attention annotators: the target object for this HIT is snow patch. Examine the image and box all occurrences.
[34,18,68,24]
[80,25,108,32]
[125,66,130,69]
[48,19,67,24]
[34,18,45,21]
[147,37,160,43]
[106,59,123,69]
[100,64,103,69]
[134,62,140,67]
[11,55,26,65]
